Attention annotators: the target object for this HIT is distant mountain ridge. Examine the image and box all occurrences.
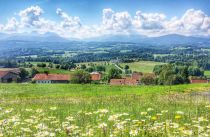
[85,34,210,45]
[0,32,209,45]
[145,34,210,45]
[0,32,70,42]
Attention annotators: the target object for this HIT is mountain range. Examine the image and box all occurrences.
[0,32,209,45]
[0,32,70,42]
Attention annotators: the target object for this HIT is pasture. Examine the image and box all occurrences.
[119,61,165,73]
[0,84,209,136]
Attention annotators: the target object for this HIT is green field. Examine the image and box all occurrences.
[0,84,209,136]
[205,71,210,77]
[36,67,74,74]
[77,61,116,74]
[119,61,165,73]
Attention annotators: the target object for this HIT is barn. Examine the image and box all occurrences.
[33,74,70,84]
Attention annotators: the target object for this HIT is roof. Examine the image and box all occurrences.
[0,70,19,78]
[0,71,10,78]
[33,74,70,81]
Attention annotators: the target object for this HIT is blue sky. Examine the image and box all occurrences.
[0,0,210,38]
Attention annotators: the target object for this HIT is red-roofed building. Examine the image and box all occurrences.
[33,74,70,84]
[90,72,102,81]
[0,71,19,83]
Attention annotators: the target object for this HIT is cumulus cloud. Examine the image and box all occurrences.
[3,17,19,32]
[0,6,210,38]
[102,8,132,32]
[19,6,43,28]
[133,11,166,30]
[182,9,207,31]
[166,9,210,35]
[56,8,81,29]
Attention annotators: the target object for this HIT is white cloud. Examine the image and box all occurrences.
[133,11,166,30]
[19,6,43,28]
[0,24,3,31]
[166,9,210,35]
[182,9,205,31]
[56,8,81,29]
[3,17,19,32]
[102,8,132,32]
[0,6,210,38]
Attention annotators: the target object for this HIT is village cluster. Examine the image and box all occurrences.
[0,68,209,85]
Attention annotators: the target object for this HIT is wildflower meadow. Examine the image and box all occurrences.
[0,84,209,136]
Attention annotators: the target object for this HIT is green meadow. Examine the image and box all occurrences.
[0,84,209,136]
[1,83,209,115]
[119,61,165,73]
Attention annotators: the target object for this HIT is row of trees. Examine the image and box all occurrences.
[19,61,77,71]
[151,64,204,85]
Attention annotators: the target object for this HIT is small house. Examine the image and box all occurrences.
[33,74,70,84]
[90,72,102,81]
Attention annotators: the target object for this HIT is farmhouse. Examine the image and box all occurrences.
[110,77,139,86]
[33,74,70,84]
[0,70,19,83]
[90,72,102,81]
